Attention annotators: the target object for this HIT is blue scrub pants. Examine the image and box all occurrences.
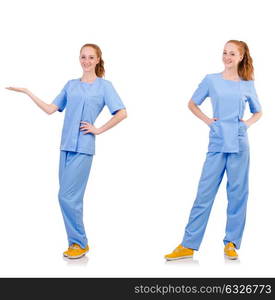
[182,151,250,250]
[58,150,93,249]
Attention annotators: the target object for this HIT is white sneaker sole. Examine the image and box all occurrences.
[224,254,238,260]
[63,250,89,259]
[165,255,193,261]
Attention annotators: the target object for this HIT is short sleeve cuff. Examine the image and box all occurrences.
[110,104,126,115]
[250,106,262,113]
[51,99,64,112]
[191,95,204,106]
[190,75,209,105]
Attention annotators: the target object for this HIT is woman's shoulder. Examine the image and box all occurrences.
[98,77,113,85]
[198,73,220,82]
[63,78,77,87]
[196,73,220,85]
[205,72,221,80]
[98,78,117,91]
[68,78,80,84]
[242,78,256,87]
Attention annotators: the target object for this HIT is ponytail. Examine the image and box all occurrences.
[227,40,254,80]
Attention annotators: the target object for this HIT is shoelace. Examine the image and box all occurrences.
[174,246,184,252]
[69,244,80,250]
[226,247,236,251]
[226,243,236,251]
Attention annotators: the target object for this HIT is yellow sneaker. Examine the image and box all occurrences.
[224,242,238,260]
[165,245,194,261]
[63,243,89,259]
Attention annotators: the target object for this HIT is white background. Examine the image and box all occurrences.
[0,0,274,277]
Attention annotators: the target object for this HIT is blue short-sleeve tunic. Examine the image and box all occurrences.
[51,77,125,155]
[191,73,262,153]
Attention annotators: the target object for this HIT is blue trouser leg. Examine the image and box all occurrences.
[223,151,250,249]
[181,152,227,250]
[58,150,93,249]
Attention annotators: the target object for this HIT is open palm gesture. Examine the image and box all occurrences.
[5,87,28,93]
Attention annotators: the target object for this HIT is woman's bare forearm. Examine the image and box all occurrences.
[243,111,263,127]
[97,109,127,134]
[188,99,263,127]
[188,99,213,125]
[25,89,58,114]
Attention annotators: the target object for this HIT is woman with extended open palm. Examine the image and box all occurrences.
[6,43,127,259]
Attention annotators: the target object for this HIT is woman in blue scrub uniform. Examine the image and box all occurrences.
[6,43,127,259]
[165,40,262,261]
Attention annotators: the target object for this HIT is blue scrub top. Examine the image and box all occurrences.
[192,73,262,153]
[52,77,125,155]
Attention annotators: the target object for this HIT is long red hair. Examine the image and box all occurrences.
[226,40,254,80]
[80,43,105,78]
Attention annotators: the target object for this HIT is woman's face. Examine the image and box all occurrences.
[79,46,100,73]
[222,42,243,69]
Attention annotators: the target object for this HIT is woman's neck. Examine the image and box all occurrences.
[222,68,240,80]
[81,72,97,82]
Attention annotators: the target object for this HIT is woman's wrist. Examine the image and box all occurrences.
[244,120,251,127]
[205,118,213,126]
[89,127,103,135]
[96,127,104,135]
[24,88,31,96]
[241,119,251,127]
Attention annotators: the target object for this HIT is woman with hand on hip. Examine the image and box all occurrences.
[6,43,127,259]
[165,40,262,260]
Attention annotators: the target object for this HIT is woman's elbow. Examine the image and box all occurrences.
[46,109,55,115]
[188,99,196,110]
[46,104,58,115]
[254,111,263,119]
[118,109,127,119]
[258,111,263,118]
